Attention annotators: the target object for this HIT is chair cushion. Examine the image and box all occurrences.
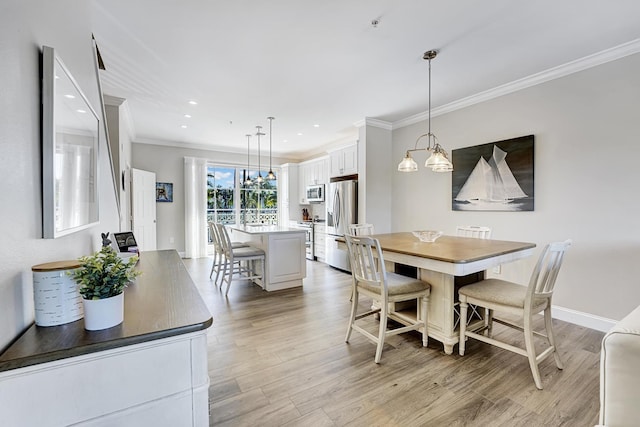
[358,272,430,296]
[231,241,249,248]
[232,246,265,258]
[459,279,545,309]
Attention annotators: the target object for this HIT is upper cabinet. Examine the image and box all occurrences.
[329,144,358,178]
[298,157,328,204]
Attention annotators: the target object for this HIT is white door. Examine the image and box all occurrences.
[131,168,157,251]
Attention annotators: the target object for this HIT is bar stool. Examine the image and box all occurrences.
[216,223,266,296]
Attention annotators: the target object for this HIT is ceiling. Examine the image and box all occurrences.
[92,1,640,160]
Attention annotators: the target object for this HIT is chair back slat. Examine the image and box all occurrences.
[215,223,232,256]
[344,235,387,296]
[527,239,571,301]
[209,222,222,252]
[456,225,491,239]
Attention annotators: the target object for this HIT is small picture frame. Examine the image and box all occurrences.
[156,182,173,202]
[111,231,138,253]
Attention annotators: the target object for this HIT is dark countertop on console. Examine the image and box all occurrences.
[0,250,213,372]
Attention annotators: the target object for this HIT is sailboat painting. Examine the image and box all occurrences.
[452,135,534,211]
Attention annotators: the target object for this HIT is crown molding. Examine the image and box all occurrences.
[133,137,248,155]
[353,117,393,130]
[393,38,640,130]
[104,94,136,141]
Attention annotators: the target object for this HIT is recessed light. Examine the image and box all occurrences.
[283,139,288,143]
[184,114,192,118]
[64,94,75,99]
[313,124,320,128]
[297,133,303,136]
[181,125,188,129]
[76,109,86,114]
[188,100,198,105]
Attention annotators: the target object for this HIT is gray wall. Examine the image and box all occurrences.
[0,1,120,350]
[359,124,393,233]
[391,52,640,321]
[132,142,295,253]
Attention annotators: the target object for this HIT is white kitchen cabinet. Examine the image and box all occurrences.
[231,225,307,291]
[314,224,326,262]
[298,163,309,204]
[329,144,357,177]
[298,157,328,204]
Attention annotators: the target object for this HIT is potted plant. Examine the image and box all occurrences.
[69,245,141,330]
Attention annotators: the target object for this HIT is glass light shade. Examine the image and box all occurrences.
[266,170,276,180]
[425,151,450,168]
[431,161,454,173]
[255,174,264,184]
[398,153,418,172]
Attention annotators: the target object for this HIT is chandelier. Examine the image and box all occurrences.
[397,49,453,173]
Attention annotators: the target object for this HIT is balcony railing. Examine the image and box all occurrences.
[206,209,278,242]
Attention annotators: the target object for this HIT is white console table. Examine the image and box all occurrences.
[0,250,212,426]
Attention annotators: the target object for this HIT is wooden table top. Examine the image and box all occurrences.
[0,250,213,372]
[339,233,536,264]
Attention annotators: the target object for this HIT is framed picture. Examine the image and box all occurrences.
[111,231,138,253]
[452,135,534,212]
[156,182,173,202]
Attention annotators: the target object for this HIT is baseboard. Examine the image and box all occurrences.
[552,305,616,333]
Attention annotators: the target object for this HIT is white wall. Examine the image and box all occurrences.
[105,96,134,232]
[391,52,640,322]
[0,1,120,350]
[132,142,295,253]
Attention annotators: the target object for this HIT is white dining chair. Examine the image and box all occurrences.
[455,225,492,328]
[456,225,492,239]
[348,223,375,236]
[344,234,431,363]
[216,223,265,296]
[458,239,572,389]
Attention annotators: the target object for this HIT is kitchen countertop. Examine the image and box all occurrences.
[0,250,212,372]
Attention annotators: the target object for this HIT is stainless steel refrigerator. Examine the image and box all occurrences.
[326,178,357,271]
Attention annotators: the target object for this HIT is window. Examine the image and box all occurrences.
[207,166,236,224]
[207,166,278,242]
[240,170,278,225]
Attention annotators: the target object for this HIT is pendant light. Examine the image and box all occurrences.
[266,116,276,180]
[254,125,264,185]
[397,49,453,173]
[244,134,253,186]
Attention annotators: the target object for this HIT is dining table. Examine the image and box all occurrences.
[337,232,536,354]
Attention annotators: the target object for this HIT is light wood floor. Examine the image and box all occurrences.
[182,258,603,427]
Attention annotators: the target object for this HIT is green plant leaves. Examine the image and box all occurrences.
[69,246,141,300]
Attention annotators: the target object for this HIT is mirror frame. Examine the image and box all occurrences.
[42,45,100,238]
[92,37,120,214]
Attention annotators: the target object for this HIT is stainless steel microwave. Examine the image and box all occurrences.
[306,184,325,203]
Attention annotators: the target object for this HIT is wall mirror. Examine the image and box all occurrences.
[42,46,99,238]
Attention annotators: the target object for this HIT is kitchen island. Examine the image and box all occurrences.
[0,250,212,426]
[229,224,307,291]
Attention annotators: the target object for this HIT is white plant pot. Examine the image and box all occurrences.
[82,292,124,331]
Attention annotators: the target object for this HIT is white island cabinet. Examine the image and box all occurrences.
[230,225,307,291]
